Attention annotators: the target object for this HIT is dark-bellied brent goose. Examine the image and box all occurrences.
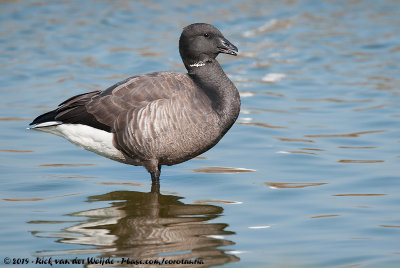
[29,23,240,184]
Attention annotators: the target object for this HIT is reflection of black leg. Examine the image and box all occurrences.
[151,181,160,193]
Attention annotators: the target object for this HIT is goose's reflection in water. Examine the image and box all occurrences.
[34,184,239,266]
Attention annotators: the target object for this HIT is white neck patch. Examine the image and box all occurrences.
[189,61,205,67]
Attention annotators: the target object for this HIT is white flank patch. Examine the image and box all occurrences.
[262,73,286,83]
[31,123,125,162]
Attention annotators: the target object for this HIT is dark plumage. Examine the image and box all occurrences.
[30,23,240,184]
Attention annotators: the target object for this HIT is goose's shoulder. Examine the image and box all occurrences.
[100,71,195,98]
[80,72,196,131]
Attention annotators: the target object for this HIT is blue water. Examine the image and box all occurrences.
[1,0,399,267]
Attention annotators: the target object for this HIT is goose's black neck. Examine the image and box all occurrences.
[187,59,240,129]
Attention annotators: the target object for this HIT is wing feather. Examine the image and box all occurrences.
[31,71,217,162]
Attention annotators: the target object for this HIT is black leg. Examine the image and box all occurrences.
[150,169,160,184]
[144,159,161,186]
[150,166,161,193]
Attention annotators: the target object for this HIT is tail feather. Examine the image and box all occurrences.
[29,90,111,132]
[29,110,58,126]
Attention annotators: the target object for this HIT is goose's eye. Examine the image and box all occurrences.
[203,33,210,38]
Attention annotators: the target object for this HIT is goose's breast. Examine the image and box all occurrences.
[118,94,221,165]
[158,114,221,164]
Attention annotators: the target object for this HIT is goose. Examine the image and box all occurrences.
[29,23,240,184]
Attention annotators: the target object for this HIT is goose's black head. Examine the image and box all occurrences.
[179,23,238,70]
